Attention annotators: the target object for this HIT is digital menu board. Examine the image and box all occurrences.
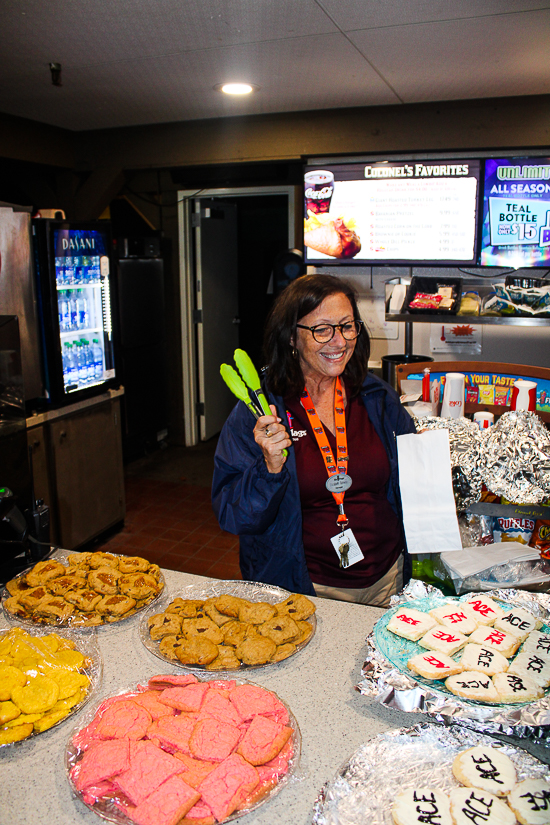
[480,157,550,267]
[303,160,480,266]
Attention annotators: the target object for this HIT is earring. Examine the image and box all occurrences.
[291,347,298,358]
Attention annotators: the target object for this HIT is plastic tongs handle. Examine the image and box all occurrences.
[220,364,261,419]
[233,349,271,417]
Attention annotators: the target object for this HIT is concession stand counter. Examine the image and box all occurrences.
[1,569,549,825]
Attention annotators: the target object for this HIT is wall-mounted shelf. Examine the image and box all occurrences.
[386,313,550,326]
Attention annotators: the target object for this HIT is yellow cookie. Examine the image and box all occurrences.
[11,676,59,714]
[0,723,34,744]
[25,559,66,587]
[6,712,42,727]
[0,666,27,701]
[51,671,90,701]
[52,649,85,670]
[34,708,69,732]
[53,688,87,712]
[0,700,21,724]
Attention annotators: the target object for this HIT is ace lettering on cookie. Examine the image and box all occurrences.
[472,755,504,785]
[414,792,446,825]
[519,789,550,812]
[460,792,494,825]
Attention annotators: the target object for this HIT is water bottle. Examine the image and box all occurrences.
[76,290,89,330]
[75,342,87,384]
[81,339,94,382]
[60,291,71,331]
[81,256,90,284]
[64,343,77,386]
[65,256,75,285]
[92,339,103,380]
[69,291,78,330]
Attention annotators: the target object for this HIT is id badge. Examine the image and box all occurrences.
[330,528,364,569]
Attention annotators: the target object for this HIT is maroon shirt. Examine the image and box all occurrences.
[284,388,403,588]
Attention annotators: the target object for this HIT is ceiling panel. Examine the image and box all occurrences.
[319,0,549,31]
[0,0,548,131]
[0,0,337,70]
[349,9,550,102]
[0,33,399,131]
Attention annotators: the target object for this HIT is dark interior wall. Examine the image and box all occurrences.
[1,94,550,445]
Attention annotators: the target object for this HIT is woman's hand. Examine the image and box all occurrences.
[253,405,292,473]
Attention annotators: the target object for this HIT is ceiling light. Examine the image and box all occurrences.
[216,83,257,95]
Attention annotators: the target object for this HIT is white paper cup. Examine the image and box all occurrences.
[473,411,494,429]
[510,379,537,412]
[440,372,465,418]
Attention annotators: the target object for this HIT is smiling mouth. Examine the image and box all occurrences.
[321,351,345,360]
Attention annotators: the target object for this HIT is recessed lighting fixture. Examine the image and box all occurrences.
[216,82,258,95]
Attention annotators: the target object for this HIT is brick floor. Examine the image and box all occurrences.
[95,474,242,581]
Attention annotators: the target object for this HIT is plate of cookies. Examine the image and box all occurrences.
[373,591,550,707]
[2,550,165,628]
[0,624,101,746]
[66,673,301,825]
[139,579,316,670]
[312,724,549,825]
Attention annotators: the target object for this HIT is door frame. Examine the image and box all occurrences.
[177,185,296,446]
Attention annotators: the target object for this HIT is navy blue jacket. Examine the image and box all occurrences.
[212,372,416,596]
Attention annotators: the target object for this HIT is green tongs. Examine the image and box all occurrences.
[220,349,288,456]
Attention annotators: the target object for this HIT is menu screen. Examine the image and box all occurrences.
[480,157,550,267]
[303,160,480,265]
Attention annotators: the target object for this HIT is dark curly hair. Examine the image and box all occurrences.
[262,274,370,398]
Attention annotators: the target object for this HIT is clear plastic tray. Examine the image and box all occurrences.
[139,579,317,671]
[66,674,301,825]
[0,623,102,747]
[1,548,165,629]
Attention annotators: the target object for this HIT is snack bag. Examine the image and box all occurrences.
[492,517,535,545]
[529,519,550,558]
[478,385,495,405]
[466,386,479,403]
[494,386,509,406]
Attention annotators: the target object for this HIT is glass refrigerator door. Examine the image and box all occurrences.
[53,228,115,396]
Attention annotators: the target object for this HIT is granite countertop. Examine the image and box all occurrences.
[1,569,548,825]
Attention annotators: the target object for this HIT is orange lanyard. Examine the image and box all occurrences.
[300,377,351,530]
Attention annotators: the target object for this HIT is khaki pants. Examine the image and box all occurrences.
[312,554,403,608]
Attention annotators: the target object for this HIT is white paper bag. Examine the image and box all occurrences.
[397,429,462,555]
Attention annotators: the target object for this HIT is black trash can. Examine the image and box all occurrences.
[381,354,433,391]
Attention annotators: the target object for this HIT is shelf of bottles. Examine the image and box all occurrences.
[56,253,114,394]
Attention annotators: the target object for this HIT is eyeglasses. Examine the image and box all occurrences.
[295,320,363,343]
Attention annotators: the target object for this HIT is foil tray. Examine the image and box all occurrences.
[312,724,549,825]
[139,579,316,671]
[357,580,550,743]
[66,674,301,825]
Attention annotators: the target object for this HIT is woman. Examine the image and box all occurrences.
[212,274,416,606]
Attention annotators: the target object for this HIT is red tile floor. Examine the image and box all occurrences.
[94,443,242,581]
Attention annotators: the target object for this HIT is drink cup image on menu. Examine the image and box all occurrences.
[510,379,537,411]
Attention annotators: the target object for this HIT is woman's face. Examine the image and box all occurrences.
[295,293,356,384]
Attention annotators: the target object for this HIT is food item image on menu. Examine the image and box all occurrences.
[0,627,96,745]
[146,592,316,669]
[3,552,164,627]
[68,675,297,825]
[304,211,361,259]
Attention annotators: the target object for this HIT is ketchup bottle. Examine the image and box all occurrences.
[422,368,431,403]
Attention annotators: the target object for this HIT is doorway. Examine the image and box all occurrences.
[178,185,296,446]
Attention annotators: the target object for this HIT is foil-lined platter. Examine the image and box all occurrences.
[357,581,550,743]
[66,674,301,825]
[139,579,317,671]
[312,724,549,825]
